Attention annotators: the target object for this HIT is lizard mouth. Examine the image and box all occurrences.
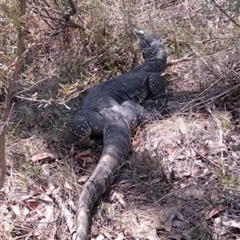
[132,28,151,48]
[132,28,146,38]
[132,28,166,61]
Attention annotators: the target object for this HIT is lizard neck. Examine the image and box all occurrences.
[141,59,167,73]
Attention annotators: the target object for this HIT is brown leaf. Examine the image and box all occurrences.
[82,156,95,167]
[131,139,141,150]
[165,207,184,232]
[31,150,59,162]
[154,207,184,232]
[165,146,177,154]
[205,205,227,220]
[150,178,161,184]
[206,140,228,155]
[75,150,91,157]
[74,150,95,166]
[25,200,41,210]
[27,179,44,194]
[73,150,91,160]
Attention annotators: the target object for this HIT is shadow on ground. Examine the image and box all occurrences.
[1,40,240,239]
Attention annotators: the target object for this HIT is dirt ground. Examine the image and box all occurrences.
[1,0,240,239]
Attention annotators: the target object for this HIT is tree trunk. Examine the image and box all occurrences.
[0,0,27,189]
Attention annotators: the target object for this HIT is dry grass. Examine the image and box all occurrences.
[1,0,240,239]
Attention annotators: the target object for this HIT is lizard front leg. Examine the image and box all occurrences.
[148,73,167,111]
[73,109,103,146]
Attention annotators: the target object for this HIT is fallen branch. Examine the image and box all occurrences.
[210,0,240,29]
[167,56,193,66]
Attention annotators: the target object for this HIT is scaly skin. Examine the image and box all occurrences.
[75,111,132,240]
[73,28,167,240]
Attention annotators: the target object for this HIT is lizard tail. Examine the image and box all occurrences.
[75,121,131,240]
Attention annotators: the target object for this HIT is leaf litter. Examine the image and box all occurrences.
[2,0,240,239]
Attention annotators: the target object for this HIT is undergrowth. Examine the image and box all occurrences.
[0,0,240,239]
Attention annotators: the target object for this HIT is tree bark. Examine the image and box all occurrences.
[0,0,26,189]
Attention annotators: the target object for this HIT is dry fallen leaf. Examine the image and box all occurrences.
[27,179,45,194]
[165,207,184,232]
[110,191,126,206]
[64,180,73,190]
[223,219,240,229]
[150,178,161,184]
[154,206,184,232]
[78,175,89,184]
[165,146,177,154]
[74,150,96,166]
[11,204,25,221]
[205,205,227,220]
[31,150,59,162]
[11,204,29,222]
[50,186,61,196]
[198,144,209,156]
[114,234,125,240]
[146,229,160,240]
[224,129,232,142]
[25,200,41,210]
[131,139,142,150]
[206,140,228,155]
[74,150,91,158]
[96,234,105,240]
[81,156,95,166]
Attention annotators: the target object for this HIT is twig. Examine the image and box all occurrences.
[195,149,222,169]
[188,45,220,79]
[153,183,198,205]
[15,95,53,103]
[32,7,54,30]
[15,83,93,109]
[55,194,76,236]
[179,83,240,113]
[33,1,84,31]
[167,55,193,66]
[210,0,240,29]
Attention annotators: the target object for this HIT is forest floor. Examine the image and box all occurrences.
[1,0,240,239]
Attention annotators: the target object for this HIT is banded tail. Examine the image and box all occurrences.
[75,119,131,240]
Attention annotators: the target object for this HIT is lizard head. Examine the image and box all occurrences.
[132,28,167,62]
